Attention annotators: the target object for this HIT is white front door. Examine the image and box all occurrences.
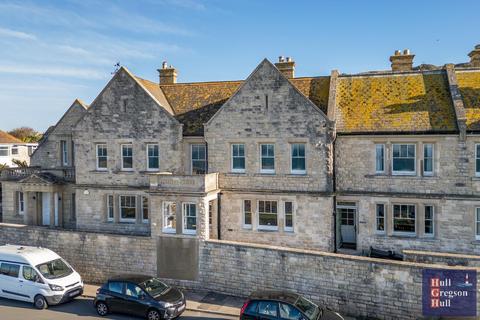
[42,193,50,226]
[338,203,357,245]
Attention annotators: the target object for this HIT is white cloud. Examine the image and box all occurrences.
[0,27,36,40]
[0,64,106,79]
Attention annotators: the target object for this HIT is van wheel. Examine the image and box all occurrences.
[34,295,47,310]
[147,309,162,320]
[96,302,109,316]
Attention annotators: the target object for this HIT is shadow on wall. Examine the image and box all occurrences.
[175,100,227,136]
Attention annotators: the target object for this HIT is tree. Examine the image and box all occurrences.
[8,127,42,143]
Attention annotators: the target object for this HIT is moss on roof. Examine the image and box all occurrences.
[456,70,480,131]
[335,72,457,133]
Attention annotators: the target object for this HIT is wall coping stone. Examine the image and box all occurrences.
[206,239,480,270]
[404,249,480,260]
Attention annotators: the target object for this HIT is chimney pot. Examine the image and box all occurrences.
[469,45,480,67]
[390,49,415,72]
[274,55,295,78]
[157,62,177,84]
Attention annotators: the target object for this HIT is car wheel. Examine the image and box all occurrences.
[147,309,162,320]
[96,302,109,316]
[34,295,47,310]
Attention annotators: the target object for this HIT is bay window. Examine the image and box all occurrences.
[375,204,385,233]
[424,205,434,236]
[107,195,114,221]
[182,203,197,234]
[162,202,176,233]
[423,144,433,176]
[375,144,385,173]
[284,201,294,232]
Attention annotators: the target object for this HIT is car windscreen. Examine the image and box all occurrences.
[295,296,320,320]
[36,258,73,280]
[139,278,169,298]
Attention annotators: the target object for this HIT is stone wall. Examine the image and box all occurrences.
[341,196,480,254]
[74,68,183,187]
[219,192,334,251]
[196,240,480,320]
[0,223,156,284]
[336,135,480,196]
[403,249,480,267]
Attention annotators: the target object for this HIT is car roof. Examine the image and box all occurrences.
[0,245,59,266]
[249,290,300,305]
[108,274,153,284]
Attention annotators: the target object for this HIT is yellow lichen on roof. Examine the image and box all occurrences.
[335,72,457,133]
[135,77,175,115]
[290,77,330,113]
[456,70,480,131]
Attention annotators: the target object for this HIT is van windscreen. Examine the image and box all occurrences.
[36,259,73,279]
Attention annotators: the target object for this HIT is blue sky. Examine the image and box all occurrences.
[0,0,479,132]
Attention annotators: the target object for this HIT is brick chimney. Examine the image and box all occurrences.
[275,56,295,78]
[157,61,177,84]
[390,49,415,72]
[468,44,480,67]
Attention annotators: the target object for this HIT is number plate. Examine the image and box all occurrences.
[69,290,80,297]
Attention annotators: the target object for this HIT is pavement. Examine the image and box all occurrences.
[83,284,242,318]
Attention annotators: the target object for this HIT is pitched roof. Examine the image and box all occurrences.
[455,69,480,131]
[335,71,457,134]
[137,75,331,136]
[0,130,22,144]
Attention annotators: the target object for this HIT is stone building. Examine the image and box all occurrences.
[2,45,480,255]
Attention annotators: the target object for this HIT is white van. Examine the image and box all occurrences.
[0,245,83,309]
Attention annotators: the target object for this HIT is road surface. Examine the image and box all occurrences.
[0,296,237,320]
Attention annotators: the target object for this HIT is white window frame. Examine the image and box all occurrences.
[375,203,385,234]
[0,146,9,157]
[107,195,114,222]
[162,201,176,234]
[182,202,197,235]
[424,205,434,237]
[17,192,25,215]
[191,144,206,175]
[476,144,480,177]
[121,144,134,171]
[242,199,252,229]
[423,144,434,176]
[119,195,136,223]
[392,144,416,176]
[147,144,159,171]
[141,196,149,223]
[260,144,275,174]
[96,144,108,171]
[476,208,480,240]
[291,144,306,175]
[231,144,246,173]
[392,204,416,236]
[284,201,294,232]
[61,140,68,166]
[375,144,385,174]
[257,200,278,231]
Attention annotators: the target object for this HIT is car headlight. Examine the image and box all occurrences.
[49,284,64,291]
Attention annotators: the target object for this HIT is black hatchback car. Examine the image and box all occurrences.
[94,275,186,320]
[240,291,344,320]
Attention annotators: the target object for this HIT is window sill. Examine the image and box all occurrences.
[93,169,108,173]
[290,171,307,176]
[257,227,279,232]
[119,220,136,224]
[366,174,438,179]
[242,225,252,230]
[182,230,197,236]
[231,170,246,174]
[391,233,417,238]
[163,229,176,234]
